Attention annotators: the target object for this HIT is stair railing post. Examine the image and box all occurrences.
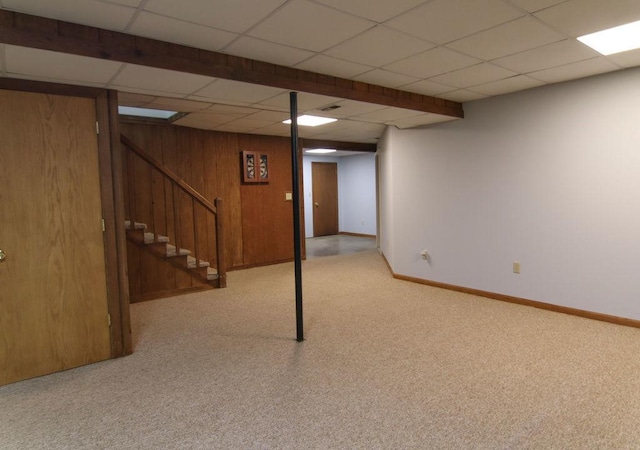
[215,198,226,288]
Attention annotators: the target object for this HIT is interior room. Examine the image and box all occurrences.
[2,0,640,447]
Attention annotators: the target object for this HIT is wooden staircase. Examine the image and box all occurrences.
[125,221,222,288]
[121,134,227,291]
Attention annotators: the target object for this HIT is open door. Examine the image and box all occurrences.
[0,90,112,386]
[312,162,339,236]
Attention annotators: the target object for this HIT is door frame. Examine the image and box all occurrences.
[0,77,132,358]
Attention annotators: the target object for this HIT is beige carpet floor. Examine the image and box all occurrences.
[2,249,640,449]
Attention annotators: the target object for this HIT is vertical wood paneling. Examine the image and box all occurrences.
[121,123,295,299]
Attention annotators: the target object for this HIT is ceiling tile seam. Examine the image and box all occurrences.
[380,45,481,78]
[122,0,153,33]
[218,0,296,53]
[318,25,440,69]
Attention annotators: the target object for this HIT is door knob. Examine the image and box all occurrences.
[314,202,319,208]
[0,249,5,261]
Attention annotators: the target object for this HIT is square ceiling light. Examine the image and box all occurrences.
[118,106,179,119]
[578,19,640,55]
[283,115,337,126]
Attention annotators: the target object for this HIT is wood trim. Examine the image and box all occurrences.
[338,232,376,239]
[381,252,640,329]
[0,76,104,98]
[0,10,464,118]
[107,90,133,356]
[300,139,377,153]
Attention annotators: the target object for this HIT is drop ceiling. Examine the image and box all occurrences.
[1,0,640,146]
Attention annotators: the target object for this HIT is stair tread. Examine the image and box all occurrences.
[126,220,220,286]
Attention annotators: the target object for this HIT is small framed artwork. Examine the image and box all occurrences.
[242,150,269,183]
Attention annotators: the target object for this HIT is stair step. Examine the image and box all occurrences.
[124,220,147,230]
[165,244,191,257]
[206,267,218,280]
[186,256,210,268]
[144,232,170,244]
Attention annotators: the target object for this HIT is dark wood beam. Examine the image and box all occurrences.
[0,10,464,118]
[300,139,377,153]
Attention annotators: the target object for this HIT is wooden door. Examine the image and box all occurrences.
[312,162,339,236]
[0,90,111,386]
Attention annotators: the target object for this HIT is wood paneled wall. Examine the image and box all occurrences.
[121,122,298,301]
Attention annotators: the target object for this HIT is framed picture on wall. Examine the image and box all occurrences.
[242,150,269,183]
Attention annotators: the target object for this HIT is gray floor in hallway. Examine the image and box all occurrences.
[305,234,377,258]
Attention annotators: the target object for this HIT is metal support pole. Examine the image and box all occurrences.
[289,92,304,342]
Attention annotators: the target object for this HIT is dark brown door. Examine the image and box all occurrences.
[0,90,111,386]
[312,162,338,236]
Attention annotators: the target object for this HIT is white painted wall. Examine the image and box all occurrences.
[338,153,376,236]
[378,67,640,320]
[303,154,377,237]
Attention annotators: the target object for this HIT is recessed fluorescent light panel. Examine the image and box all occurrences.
[118,106,178,119]
[578,19,640,55]
[305,149,337,154]
[283,115,338,127]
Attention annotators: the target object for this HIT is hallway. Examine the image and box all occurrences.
[305,234,376,258]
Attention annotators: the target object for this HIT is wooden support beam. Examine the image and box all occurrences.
[0,10,464,118]
[300,139,377,153]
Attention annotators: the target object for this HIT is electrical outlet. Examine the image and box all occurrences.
[513,262,521,274]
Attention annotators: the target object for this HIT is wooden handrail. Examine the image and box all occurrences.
[121,133,226,288]
[120,134,217,215]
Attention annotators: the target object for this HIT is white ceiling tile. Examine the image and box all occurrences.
[438,89,488,102]
[0,72,107,89]
[207,104,262,115]
[223,37,315,66]
[248,0,375,52]
[0,45,6,75]
[128,12,237,52]
[606,48,640,68]
[251,123,291,137]
[354,69,420,88]
[400,79,454,96]
[386,0,525,44]
[146,97,212,112]
[194,79,286,104]
[388,113,459,129]
[447,16,565,60]
[173,111,237,130]
[259,92,343,111]
[325,26,435,67]
[244,110,291,122]
[216,117,275,130]
[535,0,640,37]
[312,0,428,22]
[493,39,600,73]
[112,64,213,95]
[430,63,518,88]
[294,55,372,79]
[99,0,143,6]
[385,47,480,78]
[5,46,123,84]
[318,100,388,118]
[470,75,545,96]
[214,122,266,133]
[2,0,136,31]
[528,57,620,83]
[143,0,288,33]
[118,92,157,106]
[506,0,566,13]
[353,107,424,123]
